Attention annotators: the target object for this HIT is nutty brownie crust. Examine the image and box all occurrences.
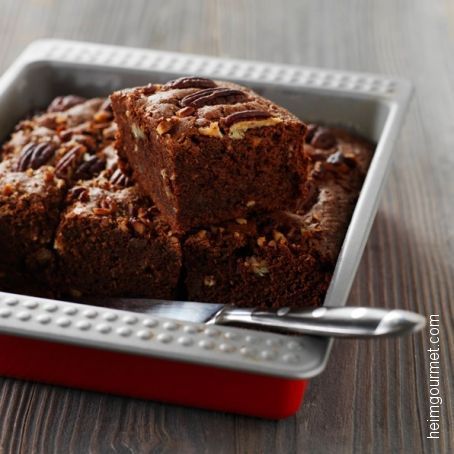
[0,91,373,310]
[111,77,307,231]
[54,177,182,298]
[0,95,182,299]
[0,96,115,282]
[0,165,63,271]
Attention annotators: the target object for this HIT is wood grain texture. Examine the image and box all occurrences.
[0,0,453,452]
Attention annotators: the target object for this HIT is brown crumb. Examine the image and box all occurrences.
[257,236,266,247]
[244,257,269,277]
[131,219,147,235]
[176,106,195,117]
[204,275,216,287]
[2,184,14,196]
[156,119,175,135]
[93,207,112,216]
[273,230,287,243]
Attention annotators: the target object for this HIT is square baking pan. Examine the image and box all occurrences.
[0,39,412,419]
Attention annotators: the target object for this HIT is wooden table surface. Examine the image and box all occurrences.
[0,0,452,453]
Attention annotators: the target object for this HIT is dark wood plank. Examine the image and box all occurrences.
[0,0,452,453]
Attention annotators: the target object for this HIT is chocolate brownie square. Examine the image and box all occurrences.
[183,127,374,308]
[0,162,64,275]
[54,172,182,298]
[111,77,307,231]
[0,96,115,283]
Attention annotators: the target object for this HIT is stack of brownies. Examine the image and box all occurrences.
[0,77,374,308]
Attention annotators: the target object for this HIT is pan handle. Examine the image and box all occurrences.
[212,305,426,338]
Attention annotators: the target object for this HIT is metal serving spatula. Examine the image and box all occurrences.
[82,298,426,338]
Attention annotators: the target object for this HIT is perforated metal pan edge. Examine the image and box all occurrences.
[0,39,412,379]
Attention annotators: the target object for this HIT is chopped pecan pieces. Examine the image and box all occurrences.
[156,119,176,135]
[244,256,269,277]
[203,275,216,287]
[130,218,147,235]
[176,106,195,117]
[93,207,111,216]
[198,122,223,138]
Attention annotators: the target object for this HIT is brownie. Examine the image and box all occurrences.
[54,169,182,298]
[0,90,373,311]
[0,94,182,299]
[182,126,374,308]
[111,77,307,231]
[0,163,64,275]
[0,96,115,283]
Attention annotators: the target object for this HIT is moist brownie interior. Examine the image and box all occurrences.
[0,97,114,294]
[183,125,373,308]
[54,157,182,299]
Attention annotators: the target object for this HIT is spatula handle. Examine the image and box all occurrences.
[213,306,426,338]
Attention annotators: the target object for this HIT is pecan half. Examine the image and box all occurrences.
[47,95,86,113]
[309,127,337,149]
[68,186,90,202]
[73,155,105,180]
[224,111,282,139]
[305,124,319,143]
[55,145,84,179]
[164,76,217,90]
[59,130,73,142]
[110,168,131,187]
[223,110,271,127]
[181,88,246,108]
[16,142,56,171]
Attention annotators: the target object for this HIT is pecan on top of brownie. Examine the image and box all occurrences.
[1,96,116,183]
[54,174,182,299]
[133,77,298,140]
[111,77,308,232]
[0,95,115,284]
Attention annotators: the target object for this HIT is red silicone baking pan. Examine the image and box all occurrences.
[0,39,412,419]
